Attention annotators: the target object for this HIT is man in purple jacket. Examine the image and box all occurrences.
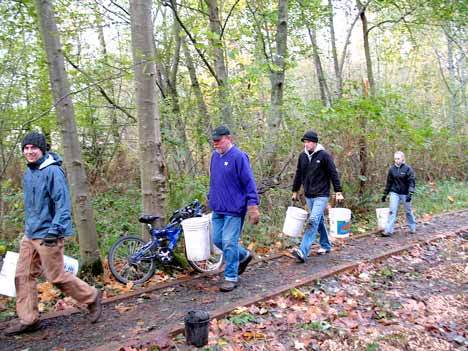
[208,126,260,292]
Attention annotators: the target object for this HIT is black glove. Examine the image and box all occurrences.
[381,195,387,202]
[41,234,59,247]
[406,193,413,202]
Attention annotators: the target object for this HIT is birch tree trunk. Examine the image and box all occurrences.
[265,0,288,173]
[129,0,167,233]
[34,0,102,274]
[204,0,233,127]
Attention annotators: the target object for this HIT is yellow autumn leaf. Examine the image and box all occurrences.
[447,195,455,202]
[233,306,248,314]
[290,287,306,300]
[242,330,266,340]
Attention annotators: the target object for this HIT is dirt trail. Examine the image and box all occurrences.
[1,210,467,351]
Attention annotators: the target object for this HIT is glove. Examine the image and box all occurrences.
[335,192,344,203]
[406,193,413,202]
[291,192,298,201]
[41,234,59,247]
[381,195,387,202]
[247,205,260,225]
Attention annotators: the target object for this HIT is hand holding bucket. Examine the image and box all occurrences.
[282,199,309,237]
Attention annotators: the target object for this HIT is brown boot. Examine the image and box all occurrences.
[4,320,42,336]
[219,280,238,292]
[87,290,102,323]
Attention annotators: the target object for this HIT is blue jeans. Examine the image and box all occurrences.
[299,196,332,257]
[212,212,249,282]
[385,192,416,234]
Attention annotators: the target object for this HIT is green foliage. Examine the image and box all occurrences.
[414,179,468,215]
[299,320,331,332]
[228,312,257,326]
[92,186,142,255]
[167,174,209,212]
[366,342,380,351]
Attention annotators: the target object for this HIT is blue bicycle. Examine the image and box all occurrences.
[108,200,223,284]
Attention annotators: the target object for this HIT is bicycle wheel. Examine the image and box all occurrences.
[108,236,156,284]
[187,248,224,273]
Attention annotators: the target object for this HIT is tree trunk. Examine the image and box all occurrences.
[306,23,331,107]
[446,29,458,132]
[265,0,288,172]
[34,0,102,274]
[166,0,195,173]
[204,0,233,127]
[357,0,375,96]
[328,0,342,99]
[183,40,211,173]
[129,0,167,234]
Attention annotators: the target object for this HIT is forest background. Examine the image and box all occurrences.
[0,0,466,273]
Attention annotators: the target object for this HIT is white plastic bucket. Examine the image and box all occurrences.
[329,208,352,238]
[203,213,222,255]
[182,217,211,261]
[282,206,309,237]
[376,208,390,231]
[0,251,79,297]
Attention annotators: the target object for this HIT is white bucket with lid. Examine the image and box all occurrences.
[329,208,352,238]
[0,251,79,297]
[182,216,211,261]
[282,206,309,237]
[376,208,390,231]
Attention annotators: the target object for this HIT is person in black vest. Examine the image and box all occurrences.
[290,130,344,263]
[381,151,416,236]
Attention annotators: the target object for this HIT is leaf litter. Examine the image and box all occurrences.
[167,234,467,350]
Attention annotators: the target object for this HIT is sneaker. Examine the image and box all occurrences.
[380,232,392,237]
[238,251,253,275]
[87,290,102,323]
[409,229,416,234]
[317,248,331,255]
[292,247,306,263]
[4,320,42,336]
[219,280,238,292]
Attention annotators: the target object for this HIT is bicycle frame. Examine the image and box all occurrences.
[128,223,182,264]
[127,200,203,265]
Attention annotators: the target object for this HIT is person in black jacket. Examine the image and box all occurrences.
[381,151,416,236]
[290,130,344,263]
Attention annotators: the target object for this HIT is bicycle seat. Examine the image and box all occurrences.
[138,215,160,224]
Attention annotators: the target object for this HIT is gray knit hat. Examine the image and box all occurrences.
[22,132,47,154]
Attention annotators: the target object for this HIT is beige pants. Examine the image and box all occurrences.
[15,237,97,325]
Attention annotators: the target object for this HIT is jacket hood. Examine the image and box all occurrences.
[304,143,325,160]
[39,152,63,170]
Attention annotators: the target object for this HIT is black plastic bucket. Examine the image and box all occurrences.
[184,310,210,347]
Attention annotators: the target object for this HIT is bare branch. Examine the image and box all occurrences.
[162,0,220,84]
[246,3,272,67]
[220,0,241,39]
[64,54,137,122]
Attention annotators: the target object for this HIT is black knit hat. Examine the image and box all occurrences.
[301,130,318,142]
[22,132,47,155]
